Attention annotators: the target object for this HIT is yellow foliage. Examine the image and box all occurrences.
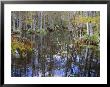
[11,36,33,55]
[72,16,100,24]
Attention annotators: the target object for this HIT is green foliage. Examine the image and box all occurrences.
[90,33,99,43]
[36,29,48,36]
[27,29,35,34]
[83,34,90,39]
[83,33,99,43]
[25,19,33,24]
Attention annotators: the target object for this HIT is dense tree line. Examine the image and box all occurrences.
[11,11,100,77]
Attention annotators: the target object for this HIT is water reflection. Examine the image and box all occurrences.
[12,51,99,77]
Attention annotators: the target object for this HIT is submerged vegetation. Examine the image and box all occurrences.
[11,11,100,77]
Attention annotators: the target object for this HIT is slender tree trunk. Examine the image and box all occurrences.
[12,13,16,32]
[84,47,89,76]
[40,11,42,29]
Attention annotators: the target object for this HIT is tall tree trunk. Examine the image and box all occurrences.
[12,12,16,32]
[39,11,43,29]
[43,12,46,29]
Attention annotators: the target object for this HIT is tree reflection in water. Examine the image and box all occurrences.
[11,11,100,77]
